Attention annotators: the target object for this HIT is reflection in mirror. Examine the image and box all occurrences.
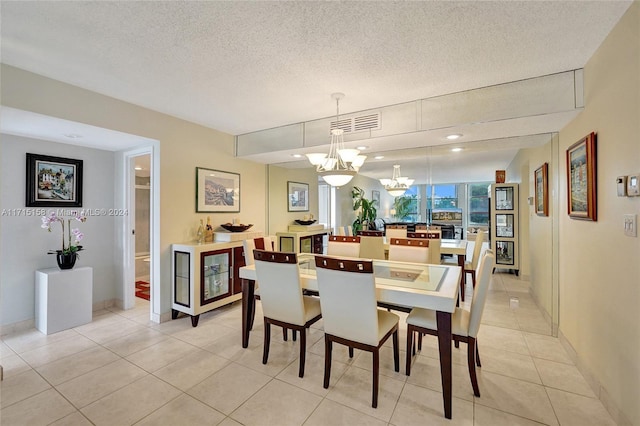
[269,134,558,336]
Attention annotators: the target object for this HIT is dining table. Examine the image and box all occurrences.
[385,237,469,301]
[240,253,462,419]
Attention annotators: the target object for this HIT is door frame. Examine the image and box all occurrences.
[118,142,161,321]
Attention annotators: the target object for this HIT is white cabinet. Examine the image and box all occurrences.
[171,242,245,327]
[35,267,93,334]
[490,183,519,275]
[276,229,328,254]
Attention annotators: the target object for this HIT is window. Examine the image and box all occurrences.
[468,183,490,226]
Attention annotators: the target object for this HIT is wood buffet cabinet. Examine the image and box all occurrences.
[276,229,328,254]
[171,241,246,327]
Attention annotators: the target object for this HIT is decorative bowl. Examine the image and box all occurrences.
[220,223,253,232]
[295,219,317,226]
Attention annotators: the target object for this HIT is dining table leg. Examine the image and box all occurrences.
[436,310,453,419]
[457,254,466,301]
[241,278,256,348]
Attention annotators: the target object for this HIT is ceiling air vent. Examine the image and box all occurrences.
[330,112,381,134]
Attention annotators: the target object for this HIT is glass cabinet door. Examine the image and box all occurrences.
[495,214,514,238]
[174,251,190,307]
[496,241,515,265]
[201,250,230,305]
[495,187,514,210]
[300,236,312,253]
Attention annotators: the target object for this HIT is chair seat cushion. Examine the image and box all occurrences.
[303,296,322,323]
[406,307,470,337]
[377,309,400,341]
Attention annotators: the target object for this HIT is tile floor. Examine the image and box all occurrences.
[0,273,617,425]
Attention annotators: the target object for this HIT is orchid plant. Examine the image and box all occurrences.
[41,210,87,255]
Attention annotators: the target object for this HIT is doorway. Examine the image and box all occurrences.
[134,154,151,303]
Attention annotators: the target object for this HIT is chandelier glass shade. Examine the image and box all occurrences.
[305,93,365,187]
[381,164,414,197]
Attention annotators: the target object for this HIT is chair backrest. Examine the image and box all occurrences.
[407,231,441,239]
[314,256,379,346]
[426,238,441,265]
[327,236,361,258]
[358,236,386,260]
[334,226,346,236]
[357,230,384,237]
[242,239,257,266]
[388,238,430,264]
[469,231,485,270]
[242,237,274,266]
[385,227,407,239]
[253,250,306,325]
[467,250,496,338]
[346,225,353,236]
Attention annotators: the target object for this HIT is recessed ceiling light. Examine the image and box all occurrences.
[356,146,368,150]
[63,133,83,139]
[292,154,303,158]
[451,147,463,152]
[446,134,462,140]
[134,166,143,170]
[374,155,385,160]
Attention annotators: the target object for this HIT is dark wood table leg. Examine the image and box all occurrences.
[458,254,466,301]
[437,310,453,419]
[242,278,255,348]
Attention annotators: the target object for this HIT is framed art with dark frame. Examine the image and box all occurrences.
[288,181,309,212]
[196,167,240,213]
[26,153,83,207]
[535,162,549,216]
[371,190,380,208]
[566,132,597,221]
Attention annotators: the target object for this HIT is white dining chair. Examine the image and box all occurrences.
[314,255,399,408]
[253,250,322,378]
[443,231,485,289]
[327,235,361,258]
[405,250,495,397]
[388,238,431,264]
[358,236,386,260]
[385,226,407,239]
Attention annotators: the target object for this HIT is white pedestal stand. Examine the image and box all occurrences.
[35,266,93,334]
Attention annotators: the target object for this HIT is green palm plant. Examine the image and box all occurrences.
[393,194,417,221]
[352,186,377,233]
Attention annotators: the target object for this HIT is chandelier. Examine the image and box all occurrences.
[306,93,366,187]
[380,164,414,197]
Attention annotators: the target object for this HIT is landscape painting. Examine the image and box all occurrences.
[26,153,83,207]
[196,167,240,212]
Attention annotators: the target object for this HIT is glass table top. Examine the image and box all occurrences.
[297,253,448,292]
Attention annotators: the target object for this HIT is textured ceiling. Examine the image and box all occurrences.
[0,1,632,184]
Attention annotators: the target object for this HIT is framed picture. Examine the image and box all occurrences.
[371,190,380,208]
[534,162,549,216]
[287,181,309,212]
[26,153,83,207]
[566,132,597,221]
[196,167,240,213]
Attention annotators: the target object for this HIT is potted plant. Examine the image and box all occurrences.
[393,194,417,221]
[41,210,87,269]
[351,186,377,233]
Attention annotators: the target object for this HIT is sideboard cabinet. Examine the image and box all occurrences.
[172,242,245,326]
[276,229,328,254]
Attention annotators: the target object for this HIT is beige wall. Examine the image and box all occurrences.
[335,173,394,230]
[506,139,556,322]
[1,65,268,320]
[267,165,319,236]
[559,3,640,424]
